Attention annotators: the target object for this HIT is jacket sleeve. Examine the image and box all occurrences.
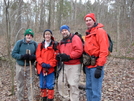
[96,28,109,66]
[70,35,83,59]
[11,40,22,59]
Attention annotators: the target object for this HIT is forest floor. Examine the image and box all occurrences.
[0,32,134,101]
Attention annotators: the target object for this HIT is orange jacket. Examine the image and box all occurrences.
[84,23,109,68]
[36,41,57,74]
[59,34,83,65]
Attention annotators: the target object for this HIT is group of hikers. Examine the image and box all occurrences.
[11,13,109,101]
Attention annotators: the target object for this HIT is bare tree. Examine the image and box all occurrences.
[39,0,45,32]
[16,0,23,40]
[48,0,52,29]
[57,0,63,29]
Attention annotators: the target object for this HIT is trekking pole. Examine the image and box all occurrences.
[61,56,65,99]
[28,50,34,101]
[24,49,29,100]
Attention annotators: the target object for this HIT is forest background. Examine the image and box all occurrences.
[0,0,134,101]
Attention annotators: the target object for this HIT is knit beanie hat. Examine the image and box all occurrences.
[44,29,53,35]
[84,13,96,22]
[43,29,54,40]
[24,29,34,37]
[60,25,70,32]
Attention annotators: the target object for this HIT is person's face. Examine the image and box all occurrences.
[61,29,70,38]
[85,17,95,29]
[44,31,52,41]
[25,34,33,42]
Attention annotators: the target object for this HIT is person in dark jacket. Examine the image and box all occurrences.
[56,25,83,101]
[84,13,109,101]
[36,29,58,101]
[12,29,37,101]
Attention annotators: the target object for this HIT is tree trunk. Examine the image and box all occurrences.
[117,5,121,55]
[39,0,45,32]
[48,0,52,29]
[4,0,15,95]
[57,0,63,29]
[16,0,23,40]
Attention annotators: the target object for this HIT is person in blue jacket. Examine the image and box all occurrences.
[12,29,37,101]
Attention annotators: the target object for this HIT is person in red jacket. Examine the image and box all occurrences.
[36,29,58,101]
[83,13,109,101]
[56,25,83,101]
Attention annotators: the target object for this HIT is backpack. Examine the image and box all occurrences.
[74,32,84,44]
[107,34,113,53]
[95,33,113,55]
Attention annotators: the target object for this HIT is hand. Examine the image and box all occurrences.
[21,54,29,60]
[29,55,36,60]
[56,54,61,61]
[60,53,71,61]
[94,66,102,78]
[41,63,51,69]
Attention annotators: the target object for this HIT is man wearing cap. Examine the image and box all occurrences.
[12,29,37,101]
[36,29,58,101]
[83,13,109,101]
[56,25,83,101]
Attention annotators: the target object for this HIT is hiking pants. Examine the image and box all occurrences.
[39,72,55,89]
[16,63,35,101]
[85,66,104,101]
[58,64,81,101]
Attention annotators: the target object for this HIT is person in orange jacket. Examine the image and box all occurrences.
[83,13,109,101]
[56,25,83,101]
[36,29,58,101]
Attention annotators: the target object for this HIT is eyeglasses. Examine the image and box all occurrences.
[26,34,33,37]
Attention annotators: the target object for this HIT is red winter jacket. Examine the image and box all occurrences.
[59,34,83,65]
[36,41,57,74]
[84,23,109,68]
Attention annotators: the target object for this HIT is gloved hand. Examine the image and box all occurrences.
[29,55,36,60]
[21,54,29,60]
[56,54,61,61]
[41,63,51,69]
[60,53,71,61]
[94,66,102,78]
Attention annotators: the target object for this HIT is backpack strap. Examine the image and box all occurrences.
[60,34,75,45]
[19,39,24,48]
[53,41,59,51]
[19,39,37,50]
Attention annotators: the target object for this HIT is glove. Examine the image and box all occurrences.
[56,54,61,61]
[94,66,102,78]
[60,53,71,61]
[21,54,29,60]
[41,63,51,69]
[29,55,36,60]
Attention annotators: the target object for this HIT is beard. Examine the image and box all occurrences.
[26,38,31,42]
[63,32,70,39]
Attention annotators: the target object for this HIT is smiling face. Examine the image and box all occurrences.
[61,29,70,38]
[44,31,52,41]
[85,17,95,29]
[25,34,33,42]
